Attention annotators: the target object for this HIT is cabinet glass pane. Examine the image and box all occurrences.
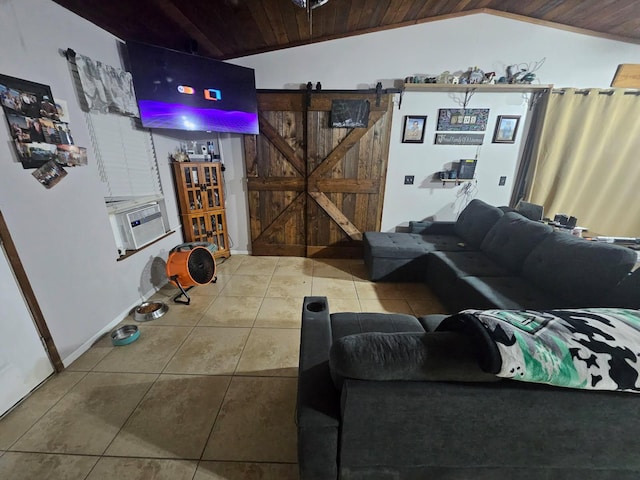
[191,217,206,238]
[202,166,218,186]
[183,166,199,187]
[188,190,203,210]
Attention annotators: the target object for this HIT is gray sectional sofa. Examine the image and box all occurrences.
[363,199,639,311]
[297,296,640,480]
[296,200,640,479]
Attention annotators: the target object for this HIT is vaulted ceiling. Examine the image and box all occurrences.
[53,0,640,60]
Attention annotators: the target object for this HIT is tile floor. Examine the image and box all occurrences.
[0,255,447,480]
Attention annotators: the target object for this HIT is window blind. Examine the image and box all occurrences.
[85,112,162,200]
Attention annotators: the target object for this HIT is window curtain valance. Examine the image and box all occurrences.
[74,53,139,117]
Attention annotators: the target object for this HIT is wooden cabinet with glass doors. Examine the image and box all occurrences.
[171,161,230,259]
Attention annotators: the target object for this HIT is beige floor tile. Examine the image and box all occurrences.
[408,298,449,316]
[87,457,197,480]
[12,372,156,455]
[311,277,357,298]
[265,275,312,298]
[274,257,314,277]
[234,256,278,276]
[219,275,271,297]
[66,346,112,371]
[0,372,86,450]
[202,377,297,463]
[0,452,98,480]
[354,281,406,300]
[236,328,300,377]
[350,263,369,281]
[194,461,299,479]
[93,326,192,373]
[215,255,244,275]
[358,298,415,315]
[325,297,362,313]
[400,282,438,300]
[142,295,213,326]
[255,297,303,328]
[106,375,230,459]
[199,296,263,327]
[164,327,250,375]
[188,273,230,297]
[312,260,354,279]
[152,282,179,299]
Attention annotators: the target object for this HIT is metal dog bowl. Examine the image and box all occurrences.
[133,301,168,322]
[111,325,140,346]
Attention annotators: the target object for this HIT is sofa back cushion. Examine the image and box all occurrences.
[480,212,553,273]
[604,268,640,308]
[329,331,497,388]
[522,232,637,305]
[454,199,504,247]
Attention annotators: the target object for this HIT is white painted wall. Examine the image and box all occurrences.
[3,3,640,365]
[0,0,182,365]
[231,13,640,230]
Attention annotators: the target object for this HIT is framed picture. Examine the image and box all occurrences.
[437,108,490,131]
[330,99,370,128]
[493,115,521,143]
[402,115,427,143]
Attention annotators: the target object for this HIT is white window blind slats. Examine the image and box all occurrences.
[86,112,162,200]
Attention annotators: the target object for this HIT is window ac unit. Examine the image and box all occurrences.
[116,203,166,251]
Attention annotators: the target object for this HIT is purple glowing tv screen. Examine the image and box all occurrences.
[126,41,258,134]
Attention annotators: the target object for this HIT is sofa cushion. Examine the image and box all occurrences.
[426,251,510,311]
[480,212,553,273]
[329,331,497,386]
[522,232,637,306]
[364,231,472,259]
[458,276,564,310]
[330,312,425,341]
[418,314,449,332]
[604,267,640,308]
[453,199,504,247]
[429,250,510,279]
[363,232,435,259]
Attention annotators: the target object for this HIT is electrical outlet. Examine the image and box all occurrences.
[499,176,507,186]
[404,175,414,185]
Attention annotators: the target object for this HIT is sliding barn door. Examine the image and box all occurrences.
[306,93,392,257]
[244,93,307,256]
[244,90,393,258]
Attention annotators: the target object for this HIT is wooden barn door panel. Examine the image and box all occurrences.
[244,93,307,256]
[245,91,393,258]
[306,93,393,258]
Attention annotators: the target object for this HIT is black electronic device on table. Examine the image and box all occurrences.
[457,159,477,179]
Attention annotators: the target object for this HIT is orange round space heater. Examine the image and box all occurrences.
[166,242,217,304]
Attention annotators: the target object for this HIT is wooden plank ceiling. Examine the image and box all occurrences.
[53,0,640,60]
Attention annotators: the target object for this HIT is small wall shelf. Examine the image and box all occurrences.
[440,178,476,186]
[403,83,553,93]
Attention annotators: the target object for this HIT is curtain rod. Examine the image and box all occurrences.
[552,88,640,95]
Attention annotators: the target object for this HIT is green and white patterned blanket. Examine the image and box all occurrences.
[438,308,640,393]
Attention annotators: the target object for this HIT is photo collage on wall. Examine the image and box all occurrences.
[0,73,87,187]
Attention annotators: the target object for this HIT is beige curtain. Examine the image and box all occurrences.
[527,89,640,237]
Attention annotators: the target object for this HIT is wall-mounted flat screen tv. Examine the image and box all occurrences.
[126,41,258,134]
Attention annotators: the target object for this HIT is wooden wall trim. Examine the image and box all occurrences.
[0,211,63,372]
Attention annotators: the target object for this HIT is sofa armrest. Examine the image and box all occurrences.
[298,296,340,480]
[409,220,456,234]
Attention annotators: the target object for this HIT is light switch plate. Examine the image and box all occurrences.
[404,175,414,185]
[499,176,507,186]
